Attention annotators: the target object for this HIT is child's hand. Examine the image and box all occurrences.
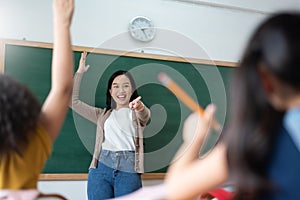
[129,96,145,112]
[77,52,90,73]
[53,0,74,27]
[183,104,216,143]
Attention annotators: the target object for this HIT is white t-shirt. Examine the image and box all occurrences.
[102,108,135,151]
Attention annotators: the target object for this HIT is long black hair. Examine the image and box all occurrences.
[224,13,300,199]
[105,70,139,110]
[0,74,41,158]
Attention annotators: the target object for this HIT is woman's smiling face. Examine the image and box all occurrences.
[109,74,133,109]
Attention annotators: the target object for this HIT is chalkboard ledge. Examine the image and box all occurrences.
[39,173,165,181]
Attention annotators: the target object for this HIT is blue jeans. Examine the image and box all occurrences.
[87,150,142,200]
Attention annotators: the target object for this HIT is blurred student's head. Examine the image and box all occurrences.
[240,12,300,110]
[0,74,41,157]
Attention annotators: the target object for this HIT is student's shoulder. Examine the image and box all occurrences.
[32,123,53,155]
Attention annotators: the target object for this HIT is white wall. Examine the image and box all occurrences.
[1,0,299,62]
[1,0,300,199]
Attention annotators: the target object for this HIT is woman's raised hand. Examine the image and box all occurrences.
[77,51,90,73]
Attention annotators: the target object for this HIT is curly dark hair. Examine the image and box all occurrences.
[0,74,41,157]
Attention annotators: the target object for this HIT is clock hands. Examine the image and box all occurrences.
[135,24,149,40]
[140,28,148,38]
[129,16,156,42]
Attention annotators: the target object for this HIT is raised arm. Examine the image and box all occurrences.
[40,0,74,142]
[70,52,99,124]
[164,105,228,200]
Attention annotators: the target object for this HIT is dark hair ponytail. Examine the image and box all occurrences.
[224,12,300,199]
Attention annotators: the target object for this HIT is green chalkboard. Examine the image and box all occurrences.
[2,40,235,175]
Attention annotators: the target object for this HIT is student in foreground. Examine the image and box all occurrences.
[0,0,74,190]
[165,12,300,200]
[112,12,300,200]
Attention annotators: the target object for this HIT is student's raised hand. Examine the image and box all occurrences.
[129,96,145,112]
[53,0,74,27]
[183,104,216,143]
[77,51,90,73]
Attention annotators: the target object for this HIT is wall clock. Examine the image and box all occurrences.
[129,16,156,42]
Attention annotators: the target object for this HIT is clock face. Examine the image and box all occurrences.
[129,16,156,42]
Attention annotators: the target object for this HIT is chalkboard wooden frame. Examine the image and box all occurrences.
[0,39,236,180]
